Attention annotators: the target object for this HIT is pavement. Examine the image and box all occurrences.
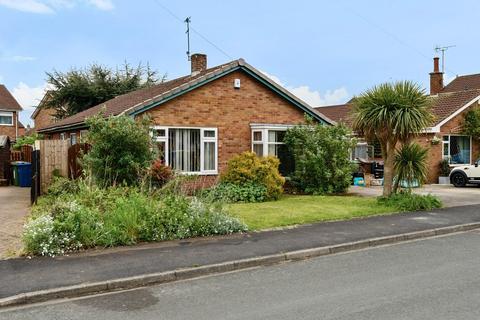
[1,203,480,302]
[0,187,30,258]
[349,184,480,207]
[3,230,480,319]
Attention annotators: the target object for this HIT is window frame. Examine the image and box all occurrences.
[250,124,293,157]
[152,126,218,175]
[70,133,77,145]
[442,134,472,165]
[0,111,14,126]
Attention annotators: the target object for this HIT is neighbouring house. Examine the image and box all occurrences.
[315,57,480,183]
[31,91,57,133]
[37,54,333,178]
[0,84,23,142]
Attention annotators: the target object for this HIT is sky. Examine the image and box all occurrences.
[1,0,480,127]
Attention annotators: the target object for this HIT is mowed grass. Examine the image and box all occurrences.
[227,195,396,230]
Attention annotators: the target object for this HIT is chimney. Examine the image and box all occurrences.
[429,56,444,95]
[191,53,207,75]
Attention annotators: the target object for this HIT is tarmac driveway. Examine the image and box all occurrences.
[350,184,480,207]
[0,186,30,258]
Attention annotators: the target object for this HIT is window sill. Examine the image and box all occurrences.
[179,171,218,176]
[0,124,13,126]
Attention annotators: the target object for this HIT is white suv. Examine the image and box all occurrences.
[450,160,480,187]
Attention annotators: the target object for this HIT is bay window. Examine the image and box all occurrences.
[0,111,13,126]
[443,135,471,165]
[153,127,217,174]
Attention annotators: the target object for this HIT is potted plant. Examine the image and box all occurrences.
[438,159,451,184]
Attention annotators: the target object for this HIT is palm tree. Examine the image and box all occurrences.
[352,81,433,197]
[393,142,429,193]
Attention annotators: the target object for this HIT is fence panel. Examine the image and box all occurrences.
[38,140,69,193]
[68,143,91,179]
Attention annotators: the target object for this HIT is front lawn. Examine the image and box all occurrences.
[227,195,396,230]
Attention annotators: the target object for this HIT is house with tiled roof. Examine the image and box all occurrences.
[38,54,332,177]
[0,84,24,141]
[315,57,480,183]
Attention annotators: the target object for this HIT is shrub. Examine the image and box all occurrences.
[83,114,153,186]
[203,182,267,203]
[393,142,429,192]
[12,133,42,150]
[463,107,480,139]
[439,159,451,177]
[23,180,247,256]
[221,152,285,200]
[377,192,442,212]
[149,160,173,188]
[47,176,80,196]
[284,120,357,194]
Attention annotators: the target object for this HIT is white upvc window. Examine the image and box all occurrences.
[0,111,13,126]
[59,132,67,140]
[442,135,472,165]
[250,124,293,157]
[152,126,218,175]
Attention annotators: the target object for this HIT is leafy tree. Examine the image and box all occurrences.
[462,107,480,139]
[43,63,163,119]
[393,142,429,193]
[284,119,357,194]
[83,114,153,186]
[352,81,433,197]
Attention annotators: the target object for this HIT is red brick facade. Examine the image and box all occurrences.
[0,111,20,141]
[33,107,56,132]
[145,70,307,173]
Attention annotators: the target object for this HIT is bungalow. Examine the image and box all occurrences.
[0,84,24,141]
[37,54,333,177]
[316,57,480,183]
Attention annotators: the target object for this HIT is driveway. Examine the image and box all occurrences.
[350,184,480,207]
[0,187,30,258]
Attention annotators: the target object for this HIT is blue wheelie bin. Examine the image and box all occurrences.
[17,162,32,187]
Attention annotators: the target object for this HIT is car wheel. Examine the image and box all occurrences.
[451,172,467,187]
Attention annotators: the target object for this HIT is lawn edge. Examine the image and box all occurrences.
[1,222,479,309]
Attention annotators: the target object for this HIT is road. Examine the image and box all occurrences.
[2,231,480,319]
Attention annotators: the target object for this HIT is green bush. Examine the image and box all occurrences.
[284,120,357,194]
[377,192,442,212]
[23,180,247,256]
[221,152,285,200]
[393,142,428,192]
[203,182,267,203]
[12,133,42,150]
[47,177,80,196]
[83,114,153,186]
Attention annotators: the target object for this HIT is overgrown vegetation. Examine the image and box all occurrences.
[219,152,285,201]
[44,62,162,119]
[463,107,480,139]
[377,192,442,212]
[284,119,357,194]
[23,178,247,256]
[83,114,153,187]
[12,133,43,150]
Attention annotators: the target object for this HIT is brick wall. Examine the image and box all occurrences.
[144,70,308,173]
[33,108,57,131]
[0,111,19,141]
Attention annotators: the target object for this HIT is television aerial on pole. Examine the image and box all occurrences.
[435,45,456,73]
[185,16,191,61]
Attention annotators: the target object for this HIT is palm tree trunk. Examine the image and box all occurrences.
[382,142,396,197]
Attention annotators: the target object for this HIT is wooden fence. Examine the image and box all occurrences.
[10,145,33,162]
[37,140,69,193]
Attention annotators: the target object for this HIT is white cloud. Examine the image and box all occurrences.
[0,0,114,13]
[87,0,113,10]
[0,0,54,14]
[11,82,49,127]
[11,82,47,110]
[261,71,349,107]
